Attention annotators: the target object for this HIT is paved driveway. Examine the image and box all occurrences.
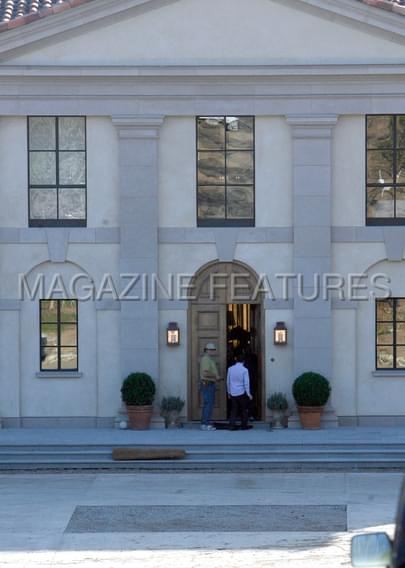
[0,472,402,567]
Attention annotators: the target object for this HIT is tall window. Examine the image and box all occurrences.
[366,115,405,225]
[28,117,86,227]
[40,300,78,371]
[197,116,255,227]
[376,298,405,370]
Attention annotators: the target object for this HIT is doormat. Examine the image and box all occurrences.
[65,505,347,533]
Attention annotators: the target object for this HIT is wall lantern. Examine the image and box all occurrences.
[273,321,287,345]
[167,322,180,346]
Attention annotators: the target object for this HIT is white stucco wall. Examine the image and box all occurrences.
[158,116,292,228]
[332,116,365,227]
[332,309,357,417]
[5,0,405,66]
[159,309,188,419]
[0,117,28,227]
[356,261,405,416]
[0,311,20,418]
[0,116,118,229]
[87,117,119,228]
[255,117,293,227]
[264,309,294,419]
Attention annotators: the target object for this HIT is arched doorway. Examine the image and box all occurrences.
[188,261,264,422]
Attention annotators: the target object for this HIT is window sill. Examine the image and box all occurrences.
[36,372,82,379]
[372,370,405,378]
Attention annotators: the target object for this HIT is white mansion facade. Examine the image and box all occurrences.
[1,0,405,426]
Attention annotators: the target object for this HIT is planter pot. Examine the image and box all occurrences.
[126,405,153,430]
[270,409,285,430]
[297,405,324,430]
[164,410,181,429]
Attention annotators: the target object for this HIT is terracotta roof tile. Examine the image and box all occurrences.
[359,0,405,13]
[0,0,404,35]
[0,0,94,30]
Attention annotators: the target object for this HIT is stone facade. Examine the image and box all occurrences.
[1,0,405,426]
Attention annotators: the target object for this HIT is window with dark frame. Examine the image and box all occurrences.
[376,298,405,370]
[197,116,255,227]
[366,115,405,225]
[40,300,78,372]
[28,117,87,227]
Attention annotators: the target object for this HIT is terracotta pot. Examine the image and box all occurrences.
[126,405,153,430]
[297,405,324,429]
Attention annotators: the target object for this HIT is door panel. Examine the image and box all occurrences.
[190,304,227,421]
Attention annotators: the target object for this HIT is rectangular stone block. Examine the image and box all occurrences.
[294,317,332,348]
[293,139,332,166]
[293,165,331,196]
[120,317,159,350]
[293,347,332,378]
[120,347,159,379]
[294,227,331,257]
[294,196,331,227]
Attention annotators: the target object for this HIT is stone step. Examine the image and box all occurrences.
[1,447,405,457]
[1,442,405,450]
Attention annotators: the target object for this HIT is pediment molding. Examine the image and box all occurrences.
[0,0,404,62]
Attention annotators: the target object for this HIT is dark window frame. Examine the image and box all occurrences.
[196,116,255,227]
[28,116,87,228]
[39,299,79,372]
[375,298,405,370]
[366,114,405,226]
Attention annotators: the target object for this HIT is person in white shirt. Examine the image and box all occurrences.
[226,352,253,430]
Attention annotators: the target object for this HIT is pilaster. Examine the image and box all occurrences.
[113,115,164,382]
[287,115,338,427]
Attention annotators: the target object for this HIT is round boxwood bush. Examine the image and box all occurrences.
[121,372,156,406]
[292,372,331,407]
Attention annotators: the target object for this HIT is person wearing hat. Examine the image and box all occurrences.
[199,342,220,431]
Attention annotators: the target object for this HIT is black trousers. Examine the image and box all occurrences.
[229,394,250,428]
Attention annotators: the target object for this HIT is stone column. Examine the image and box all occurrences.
[287,115,338,427]
[112,116,164,382]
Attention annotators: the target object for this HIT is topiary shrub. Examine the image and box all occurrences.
[292,372,331,407]
[121,372,156,406]
[267,392,288,411]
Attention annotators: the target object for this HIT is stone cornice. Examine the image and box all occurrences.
[2,63,405,78]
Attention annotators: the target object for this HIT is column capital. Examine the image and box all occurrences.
[112,115,165,139]
[286,114,338,139]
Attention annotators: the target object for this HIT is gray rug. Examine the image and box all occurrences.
[65,505,347,533]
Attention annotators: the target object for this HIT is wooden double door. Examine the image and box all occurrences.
[189,302,262,421]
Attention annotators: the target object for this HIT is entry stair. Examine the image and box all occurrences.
[0,426,404,471]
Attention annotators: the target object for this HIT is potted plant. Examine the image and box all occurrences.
[267,392,289,429]
[121,372,156,430]
[292,371,331,430]
[160,396,185,429]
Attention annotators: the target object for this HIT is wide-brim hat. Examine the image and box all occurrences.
[205,342,217,351]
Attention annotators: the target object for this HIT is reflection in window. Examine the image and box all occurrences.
[28,117,86,227]
[197,116,254,226]
[367,115,405,225]
[40,300,78,371]
[376,298,405,370]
